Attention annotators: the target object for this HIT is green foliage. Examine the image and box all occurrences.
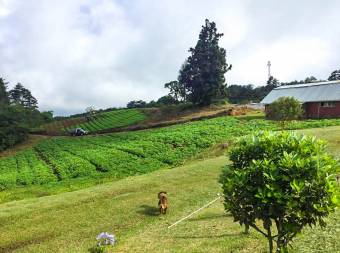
[225,76,323,104]
[164,80,186,102]
[0,116,272,189]
[267,76,280,87]
[67,109,145,133]
[328,69,340,81]
[266,97,304,128]
[220,131,339,252]
[9,83,38,109]
[126,100,147,108]
[178,19,232,105]
[0,77,9,105]
[0,78,51,151]
[156,95,178,105]
[88,245,107,253]
[227,84,275,104]
[40,111,54,123]
[0,105,29,151]
[2,115,340,190]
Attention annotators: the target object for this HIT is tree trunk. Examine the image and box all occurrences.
[244,223,249,234]
[275,219,288,253]
[267,227,274,253]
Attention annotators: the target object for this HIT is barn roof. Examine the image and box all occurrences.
[261,80,340,104]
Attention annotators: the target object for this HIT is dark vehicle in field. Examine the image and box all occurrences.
[69,128,88,136]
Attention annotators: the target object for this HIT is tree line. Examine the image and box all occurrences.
[0,78,53,151]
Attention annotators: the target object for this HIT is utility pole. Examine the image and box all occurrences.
[267,61,271,79]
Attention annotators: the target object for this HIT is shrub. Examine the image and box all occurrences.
[220,131,339,253]
[266,97,303,129]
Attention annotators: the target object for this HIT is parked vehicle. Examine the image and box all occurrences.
[69,128,88,136]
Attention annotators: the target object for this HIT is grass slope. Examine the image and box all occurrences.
[0,126,339,253]
[0,156,267,253]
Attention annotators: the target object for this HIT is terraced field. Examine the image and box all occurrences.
[42,109,146,134]
[2,116,340,192]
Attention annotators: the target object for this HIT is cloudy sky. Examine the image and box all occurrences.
[1,0,339,115]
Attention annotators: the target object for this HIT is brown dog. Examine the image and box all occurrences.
[158,191,168,214]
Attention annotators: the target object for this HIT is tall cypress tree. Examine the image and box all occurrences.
[178,19,232,105]
[0,77,9,105]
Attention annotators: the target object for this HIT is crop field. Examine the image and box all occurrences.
[1,116,340,194]
[42,109,146,134]
[67,109,146,132]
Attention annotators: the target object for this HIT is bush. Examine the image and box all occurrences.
[266,97,303,129]
[220,131,339,253]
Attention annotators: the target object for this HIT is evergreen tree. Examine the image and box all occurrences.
[178,19,232,105]
[9,83,25,105]
[9,83,38,109]
[22,88,38,109]
[328,69,340,81]
[0,77,9,105]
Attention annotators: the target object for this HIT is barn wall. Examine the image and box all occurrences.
[305,102,340,118]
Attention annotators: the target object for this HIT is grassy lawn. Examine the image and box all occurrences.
[0,126,339,252]
[296,125,340,158]
[0,156,269,253]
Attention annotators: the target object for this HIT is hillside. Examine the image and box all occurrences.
[0,126,339,253]
[40,109,146,135]
[36,105,261,136]
[1,115,340,203]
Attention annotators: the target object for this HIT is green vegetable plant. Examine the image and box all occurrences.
[220,131,339,253]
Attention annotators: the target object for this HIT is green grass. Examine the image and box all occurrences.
[0,156,267,253]
[0,124,339,253]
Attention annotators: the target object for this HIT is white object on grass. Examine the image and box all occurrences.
[168,195,222,229]
[96,232,115,246]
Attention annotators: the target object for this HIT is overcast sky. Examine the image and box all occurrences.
[1,0,340,115]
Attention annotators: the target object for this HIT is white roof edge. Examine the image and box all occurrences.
[275,80,340,90]
[261,99,340,105]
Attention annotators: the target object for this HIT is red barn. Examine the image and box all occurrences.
[261,80,340,119]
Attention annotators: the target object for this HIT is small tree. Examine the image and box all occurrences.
[126,100,147,108]
[85,106,96,121]
[328,69,340,81]
[267,76,280,87]
[266,97,303,129]
[220,131,339,253]
[164,80,186,102]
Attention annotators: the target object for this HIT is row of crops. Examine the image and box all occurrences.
[65,109,146,133]
[43,109,146,134]
[2,116,340,190]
